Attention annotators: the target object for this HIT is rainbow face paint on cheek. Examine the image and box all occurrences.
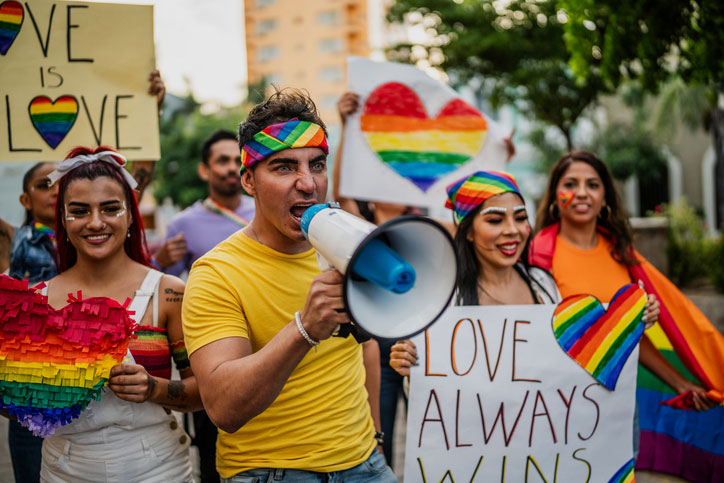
[558,191,574,209]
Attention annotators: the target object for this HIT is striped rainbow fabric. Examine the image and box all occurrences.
[129,326,171,379]
[630,260,724,481]
[552,284,647,390]
[444,170,522,222]
[0,275,135,437]
[241,118,328,170]
[0,0,23,55]
[530,223,724,482]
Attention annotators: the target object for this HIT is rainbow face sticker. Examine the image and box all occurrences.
[557,190,574,209]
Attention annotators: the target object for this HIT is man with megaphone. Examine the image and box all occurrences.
[181,88,396,483]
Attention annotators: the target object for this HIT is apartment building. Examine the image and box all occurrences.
[244,0,371,124]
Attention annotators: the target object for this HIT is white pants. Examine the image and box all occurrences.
[40,418,194,483]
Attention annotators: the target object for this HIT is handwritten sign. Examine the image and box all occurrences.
[405,305,637,483]
[341,57,511,207]
[0,0,159,161]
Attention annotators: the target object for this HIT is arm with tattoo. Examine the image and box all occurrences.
[144,274,202,411]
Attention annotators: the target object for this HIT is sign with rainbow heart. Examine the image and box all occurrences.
[404,298,640,482]
[341,57,512,207]
[0,0,159,162]
[0,274,136,437]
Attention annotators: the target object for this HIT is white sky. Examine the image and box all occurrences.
[93,0,248,107]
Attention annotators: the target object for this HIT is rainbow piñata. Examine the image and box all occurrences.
[0,275,135,437]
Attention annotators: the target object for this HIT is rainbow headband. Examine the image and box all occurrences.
[240,118,328,171]
[445,170,522,222]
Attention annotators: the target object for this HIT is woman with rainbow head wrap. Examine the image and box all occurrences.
[531,151,724,481]
[389,170,561,377]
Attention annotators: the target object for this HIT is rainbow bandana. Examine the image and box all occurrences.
[240,118,328,171]
[445,170,522,222]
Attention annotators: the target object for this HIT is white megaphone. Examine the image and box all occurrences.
[301,203,457,340]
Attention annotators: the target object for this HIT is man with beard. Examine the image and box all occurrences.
[155,130,255,277]
[155,129,255,483]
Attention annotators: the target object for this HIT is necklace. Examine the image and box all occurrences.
[477,282,509,306]
[202,198,249,227]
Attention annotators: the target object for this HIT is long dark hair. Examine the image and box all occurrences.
[21,162,52,226]
[54,146,151,272]
[535,150,637,266]
[454,195,532,305]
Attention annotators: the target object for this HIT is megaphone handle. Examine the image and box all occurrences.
[332,323,371,344]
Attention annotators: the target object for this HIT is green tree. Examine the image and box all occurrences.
[154,95,247,208]
[558,0,724,227]
[387,0,606,150]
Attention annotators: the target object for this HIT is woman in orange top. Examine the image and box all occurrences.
[530,150,716,411]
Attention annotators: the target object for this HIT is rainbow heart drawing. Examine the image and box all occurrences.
[0,275,135,437]
[28,95,79,149]
[552,284,647,390]
[0,0,23,55]
[361,82,488,192]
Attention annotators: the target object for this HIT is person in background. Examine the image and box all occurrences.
[1,162,59,483]
[531,151,711,409]
[153,130,255,281]
[530,150,717,466]
[390,171,563,378]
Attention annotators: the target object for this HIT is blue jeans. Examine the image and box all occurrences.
[221,450,397,483]
[8,419,42,483]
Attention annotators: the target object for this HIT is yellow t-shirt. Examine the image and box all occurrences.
[552,233,632,303]
[182,231,376,478]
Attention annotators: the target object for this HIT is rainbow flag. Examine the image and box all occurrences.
[361,82,488,192]
[0,275,135,437]
[0,1,23,56]
[631,260,724,481]
[531,223,724,482]
[29,95,79,149]
[552,285,647,390]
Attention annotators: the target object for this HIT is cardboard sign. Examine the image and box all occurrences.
[341,57,511,207]
[0,0,159,161]
[405,305,637,483]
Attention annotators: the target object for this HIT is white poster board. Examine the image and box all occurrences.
[404,305,637,483]
[340,57,511,207]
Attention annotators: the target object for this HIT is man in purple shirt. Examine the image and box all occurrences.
[156,130,255,277]
[155,129,254,483]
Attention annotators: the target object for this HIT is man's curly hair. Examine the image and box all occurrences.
[238,87,327,165]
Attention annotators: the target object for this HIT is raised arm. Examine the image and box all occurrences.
[108,274,203,412]
[332,92,363,217]
[187,269,350,433]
